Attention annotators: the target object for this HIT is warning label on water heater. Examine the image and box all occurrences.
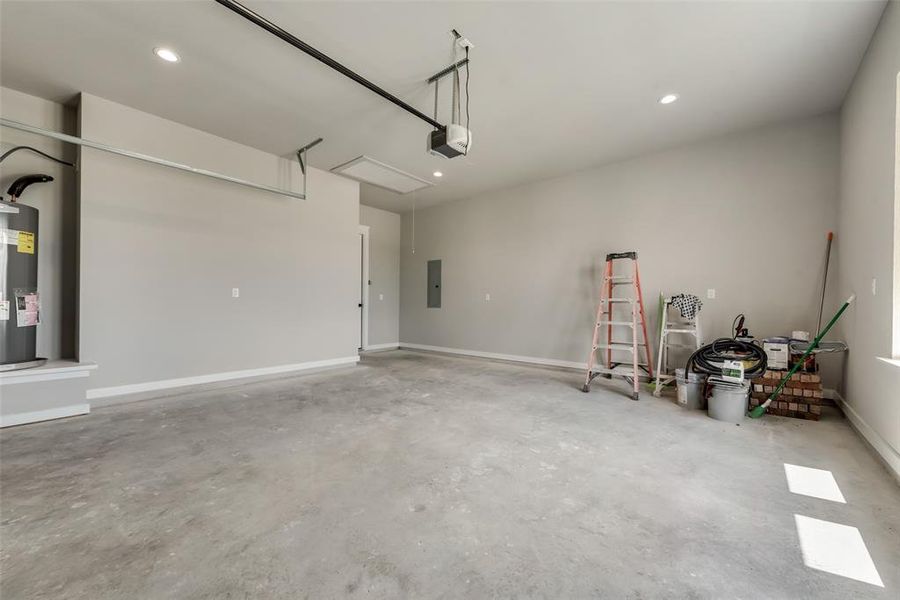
[15,293,39,327]
[17,231,34,254]
[1,229,35,253]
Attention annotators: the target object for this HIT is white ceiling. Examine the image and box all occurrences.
[0,1,886,213]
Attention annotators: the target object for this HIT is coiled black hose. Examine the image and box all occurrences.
[685,338,768,379]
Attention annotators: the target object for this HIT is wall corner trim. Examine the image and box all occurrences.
[86,356,360,401]
[364,342,401,351]
[831,390,900,485]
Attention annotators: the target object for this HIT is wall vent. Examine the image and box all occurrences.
[331,156,432,194]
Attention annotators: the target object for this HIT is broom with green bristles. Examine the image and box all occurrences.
[749,294,855,419]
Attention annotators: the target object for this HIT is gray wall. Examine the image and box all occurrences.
[360,204,400,346]
[400,115,842,386]
[79,93,360,392]
[836,1,900,476]
[0,87,77,360]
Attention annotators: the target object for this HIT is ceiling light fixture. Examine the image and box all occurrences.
[154,47,180,63]
[433,171,443,178]
[659,93,679,105]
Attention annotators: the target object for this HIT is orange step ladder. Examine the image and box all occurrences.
[582,252,654,400]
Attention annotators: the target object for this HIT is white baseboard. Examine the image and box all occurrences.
[86,356,360,401]
[1,404,90,428]
[831,390,900,484]
[363,342,401,351]
[400,343,586,371]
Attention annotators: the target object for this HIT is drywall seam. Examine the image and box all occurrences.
[86,356,359,400]
[400,343,586,370]
[0,404,90,428]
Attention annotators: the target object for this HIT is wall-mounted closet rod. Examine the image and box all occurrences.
[0,118,306,201]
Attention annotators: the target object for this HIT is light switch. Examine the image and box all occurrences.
[872,278,877,296]
[232,288,240,298]
[707,289,716,299]
[379,294,384,301]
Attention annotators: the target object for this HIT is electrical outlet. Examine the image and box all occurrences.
[485,293,491,301]
[872,278,877,296]
[707,289,716,299]
[379,294,384,301]
[232,288,240,298]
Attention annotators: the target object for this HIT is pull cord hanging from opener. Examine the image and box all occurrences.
[450,29,471,155]
[427,30,472,158]
[464,45,470,155]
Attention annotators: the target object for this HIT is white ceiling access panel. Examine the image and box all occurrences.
[331,156,432,194]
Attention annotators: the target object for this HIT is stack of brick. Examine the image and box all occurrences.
[749,371,830,421]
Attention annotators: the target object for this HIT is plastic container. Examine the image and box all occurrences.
[676,368,706,409]
[707,377,750,423]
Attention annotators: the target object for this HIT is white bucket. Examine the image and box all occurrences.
[708,378,750,423]
[676,368,706,409]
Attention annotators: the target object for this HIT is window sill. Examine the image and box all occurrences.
[876,357,900,369]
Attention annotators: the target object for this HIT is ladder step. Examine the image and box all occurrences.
[664,328,698,334]
[593,343,635,352]
[604,277,635,285]
[665,343,698,350]
[605,298,636,303]
[596,320,634,327]
[591,367,651,379]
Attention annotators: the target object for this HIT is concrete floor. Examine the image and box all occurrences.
[1,350,898,599]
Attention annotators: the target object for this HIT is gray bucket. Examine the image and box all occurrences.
[676,368,706,409]
[708,378,750,423]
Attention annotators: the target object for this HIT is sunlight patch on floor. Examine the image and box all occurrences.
[794,514,884,587]
[784,464,846,503]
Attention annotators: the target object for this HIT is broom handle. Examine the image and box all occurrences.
[816,232,834,336]
[766,294,855,405]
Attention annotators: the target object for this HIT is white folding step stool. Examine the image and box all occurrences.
[652,294,702,396]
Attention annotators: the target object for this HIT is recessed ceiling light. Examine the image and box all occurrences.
[433,171,443,177]
[154,47,180,63]
[659,93,679,105]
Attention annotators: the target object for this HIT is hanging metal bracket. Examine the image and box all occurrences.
[427,59,469,84]
[295,137,324,175]
[295,137,323,198]
[0,118,306,200]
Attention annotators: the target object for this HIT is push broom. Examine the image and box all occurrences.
[749,294,855,418]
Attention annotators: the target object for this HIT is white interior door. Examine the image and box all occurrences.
[358,232,364,349]
[357,226,369,351]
